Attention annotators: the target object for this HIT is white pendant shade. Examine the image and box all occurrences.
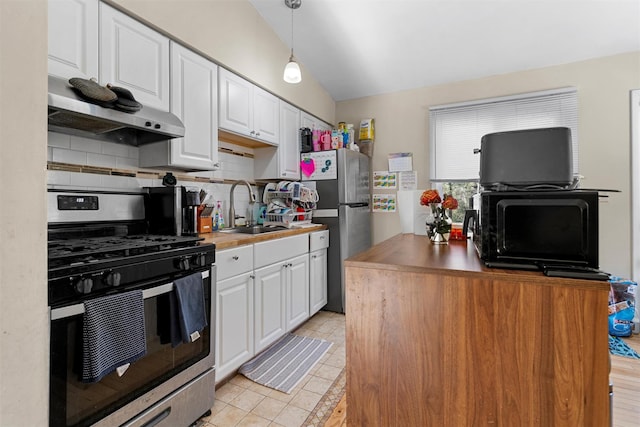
[283,57,302,84]
[283,0,302,84]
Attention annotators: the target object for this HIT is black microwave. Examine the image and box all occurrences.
[469,190,599,269]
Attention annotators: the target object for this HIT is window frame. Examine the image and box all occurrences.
[429,87,579,183]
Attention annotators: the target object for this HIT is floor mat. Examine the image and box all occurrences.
[239,333,332,394]
[609,335,640,359]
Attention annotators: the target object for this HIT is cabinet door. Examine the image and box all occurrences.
[300,111,331,132]
[218,68,252,137]
[168,43,219,170]
[309,249,327,316]
[279,101,301,179]
[48,0,98,79]
[299,111,316,130]
[286,254,310,331]
[253,86,279,145]
[99,2,170,111]
[216,272,254,382]
[254,262,286,353]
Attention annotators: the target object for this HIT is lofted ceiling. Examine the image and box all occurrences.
[248,0,640,102]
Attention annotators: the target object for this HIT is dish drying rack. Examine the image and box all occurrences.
[264,190,313,228]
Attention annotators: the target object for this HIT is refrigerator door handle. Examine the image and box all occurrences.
[313,209,338,218]
[341,202,369,208]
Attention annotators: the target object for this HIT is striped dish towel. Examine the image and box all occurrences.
[82,290,146,383]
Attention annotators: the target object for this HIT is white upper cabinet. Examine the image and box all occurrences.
[254,100,300,180]
[99,2,170,111]
[278,101,302,178]
[218,68,279,145]
[139,42,219,171]
[48,0,99,79]
[253,86,279,144]
[300,111,331,132]
[218,69,252,134]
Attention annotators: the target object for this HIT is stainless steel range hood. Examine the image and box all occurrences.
[47,75,185,146]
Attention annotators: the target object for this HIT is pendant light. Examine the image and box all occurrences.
[283,0,302,84]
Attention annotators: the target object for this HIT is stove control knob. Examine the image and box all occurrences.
[192,253,208,267]
[74,277,93,294]
[104,271,122,287]
[176,257,190,271]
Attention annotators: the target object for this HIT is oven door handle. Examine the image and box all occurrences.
[50,270,210,321]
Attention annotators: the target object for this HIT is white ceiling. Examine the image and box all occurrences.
[248,0,640,102]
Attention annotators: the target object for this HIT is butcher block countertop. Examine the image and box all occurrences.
[198,224,326,250]
[345,233,610,291]
[344,233,610,427]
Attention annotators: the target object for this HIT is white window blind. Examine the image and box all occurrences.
[429,88,578,181]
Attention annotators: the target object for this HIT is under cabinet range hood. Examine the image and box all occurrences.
[47,75,185,146]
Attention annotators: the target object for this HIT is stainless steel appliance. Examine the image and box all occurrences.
[48,75,185,146]
[145,186,201,236]
[48,189,216,427]
[301,149,371,313]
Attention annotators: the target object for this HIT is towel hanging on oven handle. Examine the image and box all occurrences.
[50,270,210,321]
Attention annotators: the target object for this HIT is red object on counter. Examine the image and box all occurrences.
[296,206,305,220]
[450,226,464,240]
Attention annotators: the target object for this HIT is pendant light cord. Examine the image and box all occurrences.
[290,4,294,58]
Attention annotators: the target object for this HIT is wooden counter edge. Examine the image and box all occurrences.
[345,233,610,292]
[198,224,327,250]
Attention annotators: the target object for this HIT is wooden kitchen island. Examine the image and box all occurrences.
[344,234,610,426]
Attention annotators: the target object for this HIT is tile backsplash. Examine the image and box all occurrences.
[47,132,259,224]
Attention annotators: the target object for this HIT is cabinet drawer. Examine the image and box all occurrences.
[309,230,329,251]
[254,234,308,269]
[217,245,253,281]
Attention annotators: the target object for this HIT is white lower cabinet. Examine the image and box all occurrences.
[309,249,328,315]
[309,230,329,315]
[254,252,309,353]
[254,234,309,353]
[253,262,287,353]
[285,254,310,332]
[215,232,326,383]
[216,272,254,381]
[215,245,254,383]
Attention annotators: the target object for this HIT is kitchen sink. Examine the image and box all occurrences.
[218,225,286,235]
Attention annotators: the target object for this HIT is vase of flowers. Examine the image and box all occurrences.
[420,189,458,244]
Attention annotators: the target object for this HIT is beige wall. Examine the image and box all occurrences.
[337,52,640,278]
[110,0,336,125]
[0,0,49,425]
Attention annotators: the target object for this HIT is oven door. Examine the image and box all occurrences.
[49,267,215,427]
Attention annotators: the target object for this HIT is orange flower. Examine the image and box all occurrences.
[442,194,459,210]
[420,189,441,205]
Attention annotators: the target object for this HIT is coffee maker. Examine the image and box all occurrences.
[145,186,200,236]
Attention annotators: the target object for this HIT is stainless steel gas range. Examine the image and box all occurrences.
[47,189,216,427]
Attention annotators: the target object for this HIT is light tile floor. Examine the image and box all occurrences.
[200,311,346,427]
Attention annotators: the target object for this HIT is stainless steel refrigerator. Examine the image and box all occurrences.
[301,149,371,313]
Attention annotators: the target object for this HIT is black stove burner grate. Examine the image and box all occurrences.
[48,234,204,269]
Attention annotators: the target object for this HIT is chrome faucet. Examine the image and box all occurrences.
[229,180,257,228]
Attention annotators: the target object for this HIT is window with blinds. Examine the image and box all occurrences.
[429,87,578,182]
